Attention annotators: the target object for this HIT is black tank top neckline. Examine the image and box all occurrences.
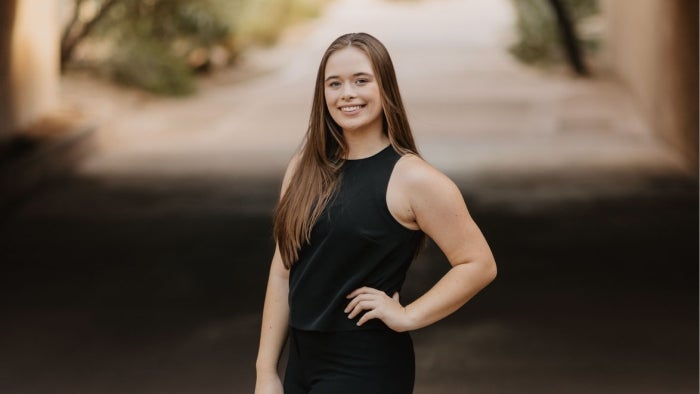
[344,143,393,162]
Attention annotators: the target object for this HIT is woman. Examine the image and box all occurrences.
[255,32,497,394]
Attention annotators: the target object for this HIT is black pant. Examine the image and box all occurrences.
[283,327,415,394]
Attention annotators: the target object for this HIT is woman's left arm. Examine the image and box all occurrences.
[345,157,497,332]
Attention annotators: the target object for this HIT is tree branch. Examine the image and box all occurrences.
[60,0,120,69]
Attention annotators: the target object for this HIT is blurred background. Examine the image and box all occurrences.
[0,0,697,393]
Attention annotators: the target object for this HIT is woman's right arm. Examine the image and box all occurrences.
[254,154,299,393]
[254,245,290,393]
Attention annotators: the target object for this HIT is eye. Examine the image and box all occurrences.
[327,81,341,88]
[355,78,368,85]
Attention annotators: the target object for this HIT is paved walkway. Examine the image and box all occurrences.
[1,0,697,393]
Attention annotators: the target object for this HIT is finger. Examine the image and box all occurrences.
[346,287,367,299]
[346,287,381,299]
[344,294,373,313]
[348,300,375,319]
[356,310,378,326]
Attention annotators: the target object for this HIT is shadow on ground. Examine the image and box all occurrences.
[0,169,697,393]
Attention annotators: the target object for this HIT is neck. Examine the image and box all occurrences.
[343,125,389,160]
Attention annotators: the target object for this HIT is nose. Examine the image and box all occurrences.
[341,83,356,100]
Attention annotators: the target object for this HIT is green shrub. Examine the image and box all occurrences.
[108,37,196,96]
[62,0,328,95]
[103,0,231,94]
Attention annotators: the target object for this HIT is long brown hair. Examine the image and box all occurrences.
[274,32,421,268]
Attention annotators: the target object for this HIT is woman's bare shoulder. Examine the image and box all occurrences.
[394,153,452,188]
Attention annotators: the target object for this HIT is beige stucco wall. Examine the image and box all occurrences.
[0,0,59,142]
[601,0,699,171]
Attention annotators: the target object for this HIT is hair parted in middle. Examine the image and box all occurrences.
[274,32,421,268]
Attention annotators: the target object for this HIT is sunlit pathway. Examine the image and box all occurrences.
[1,0,696,393]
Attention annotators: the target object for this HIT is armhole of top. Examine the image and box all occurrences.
[385,154,421,232]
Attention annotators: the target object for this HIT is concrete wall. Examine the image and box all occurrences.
[0,0,59,142]
[601,0,699,171]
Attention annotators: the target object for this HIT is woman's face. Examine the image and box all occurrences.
[324,46,383,135]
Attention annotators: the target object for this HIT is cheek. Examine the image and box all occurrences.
[373,86,382,100]
[369,88,382,109]
[324,92,341,122]
[324,89,337,105]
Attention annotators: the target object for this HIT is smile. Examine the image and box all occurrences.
[340,105,365,112]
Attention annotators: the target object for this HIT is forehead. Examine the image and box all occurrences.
[324,46,374,78]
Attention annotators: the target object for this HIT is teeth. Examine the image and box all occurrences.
[341,105,362,112]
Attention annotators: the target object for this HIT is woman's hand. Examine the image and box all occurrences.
[345,287,414,332]
[254,371,283,394]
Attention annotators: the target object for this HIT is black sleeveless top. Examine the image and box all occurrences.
[289,144,423,331]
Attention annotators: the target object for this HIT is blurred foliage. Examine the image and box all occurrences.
[109,37,196,95]
[234,0,327,47]
[509,0,600,66]
[100,0,230,95]
[61,0,328,95]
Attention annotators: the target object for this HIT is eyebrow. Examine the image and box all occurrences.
[324,72,373,82]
